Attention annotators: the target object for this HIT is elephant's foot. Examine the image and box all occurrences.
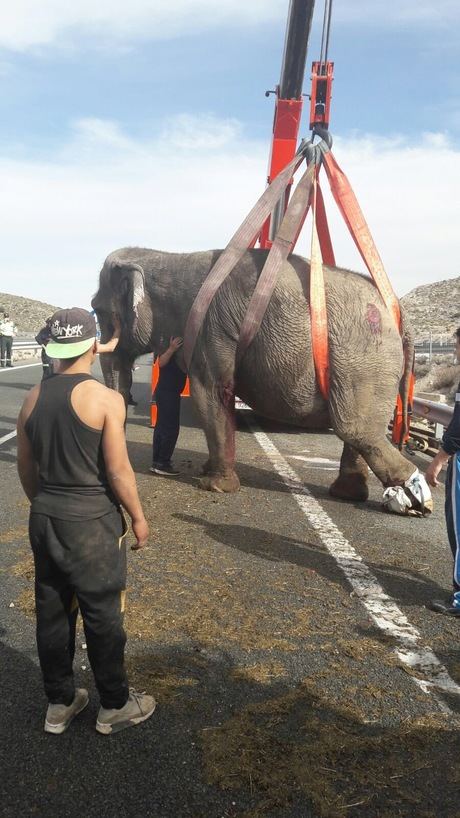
[329,474,369,502]
[200,460,212,476]
[199,471,240,493]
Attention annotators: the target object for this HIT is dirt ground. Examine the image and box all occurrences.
[6,446,460,818]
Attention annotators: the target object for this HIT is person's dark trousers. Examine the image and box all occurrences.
[29,508,130,709]
[0,336,12,366]
[41,348,54,379]
[152,388,181,466]
[444,455,460,593]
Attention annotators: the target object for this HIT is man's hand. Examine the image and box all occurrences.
[425,450,449,488]
[131,516,149,550]
[425,460,443,488]
[169,336,183,352]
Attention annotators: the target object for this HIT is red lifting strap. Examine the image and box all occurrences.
[309,172,330,399]
[321,149,401,332]
[183,137,402,420]
[236,160,316,363]
[314,175,335,267]
[183,148,307,370]
[391,369,415,447]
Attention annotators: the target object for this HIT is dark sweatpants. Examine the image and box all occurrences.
[29,508,130,709]
[152,388,182,466]
[41,348,54,379]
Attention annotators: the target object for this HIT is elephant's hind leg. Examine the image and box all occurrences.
[189,377,240,493]
[329,377,414,500]
[329,442,369,502]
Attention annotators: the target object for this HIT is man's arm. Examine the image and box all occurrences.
[97,315,121,354]
[17,407,39,501]
[158,336,183,367]
[102,392,149,549]
[425,391,460,487]
[425,447,450,487]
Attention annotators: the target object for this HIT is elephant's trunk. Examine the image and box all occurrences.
[99,348,133,403]
[92,306,134,402]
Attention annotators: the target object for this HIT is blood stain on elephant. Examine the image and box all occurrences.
[366,303,382,336]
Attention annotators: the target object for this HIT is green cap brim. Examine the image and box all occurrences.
[46,336,96,359]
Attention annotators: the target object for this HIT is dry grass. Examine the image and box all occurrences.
[9,552,34,580]
[16,587,35,617]
[4,477,459,818]
[201,680,459,818]
[125,653,200,705]
[231,662,288,685]
[0,525,28,545]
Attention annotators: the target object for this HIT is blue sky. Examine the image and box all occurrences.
[0,0,459,308]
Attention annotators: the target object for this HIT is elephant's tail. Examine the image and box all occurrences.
[397,305,415,450]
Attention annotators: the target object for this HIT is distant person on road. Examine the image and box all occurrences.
[16,308,156,734]
[0,312,18,367]
[35,316,55,379]
[425,326,460,617]
[150,336,186,476]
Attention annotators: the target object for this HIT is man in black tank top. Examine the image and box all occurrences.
[16,308,156,735]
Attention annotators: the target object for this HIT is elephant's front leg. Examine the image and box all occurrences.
[190,377,240,493]
[329,442,369,502]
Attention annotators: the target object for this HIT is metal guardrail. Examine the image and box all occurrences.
[412,397,453,427]
[14,341,40,351]
[388,397,452,458]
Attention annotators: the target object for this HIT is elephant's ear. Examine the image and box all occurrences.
[109,258,145,316]
[107,257,152,344]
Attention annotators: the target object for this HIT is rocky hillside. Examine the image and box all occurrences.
[401,275,460,341]
[0,293,59,337]
[1,272,459,341]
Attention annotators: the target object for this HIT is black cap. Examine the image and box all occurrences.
[46,308,97,359]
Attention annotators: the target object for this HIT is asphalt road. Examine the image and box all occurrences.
[0,359,459,818]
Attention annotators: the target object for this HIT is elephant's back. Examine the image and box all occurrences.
[273,253,402,341]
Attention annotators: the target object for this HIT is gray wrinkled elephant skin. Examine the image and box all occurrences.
[92,247,417,505]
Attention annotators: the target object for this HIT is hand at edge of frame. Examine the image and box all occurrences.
[169,336,183,351]
[131,516,149,550]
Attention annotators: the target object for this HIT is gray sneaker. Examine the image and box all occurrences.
[149,463,180,476]
[96,689,156,735]
[44,688,89,734]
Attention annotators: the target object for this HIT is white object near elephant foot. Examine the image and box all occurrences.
[382,469,433,517]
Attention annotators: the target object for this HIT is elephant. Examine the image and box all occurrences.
[91,246,432,514]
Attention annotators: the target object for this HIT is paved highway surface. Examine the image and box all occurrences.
[0,359,459,818]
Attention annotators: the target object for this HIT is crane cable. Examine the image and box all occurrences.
[319,0,333,73]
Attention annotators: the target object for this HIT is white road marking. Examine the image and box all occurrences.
[292,456,338,463]
[0,363,41,374]
[249,420,460,710]
[290,455,340,466]
[0,430,17,446]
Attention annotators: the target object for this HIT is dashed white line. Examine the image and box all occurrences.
[249,420,460,710]
[0,430,17,446]
[0,363,41,374]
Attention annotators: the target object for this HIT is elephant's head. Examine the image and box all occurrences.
[91,252,155,399]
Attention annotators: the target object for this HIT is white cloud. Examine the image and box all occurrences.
[160,114,243,151]
[334,0,459,25]
[1,0,458,52]
[317,132,460,296]
[0,0,286,51]
[0,116,459,309]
